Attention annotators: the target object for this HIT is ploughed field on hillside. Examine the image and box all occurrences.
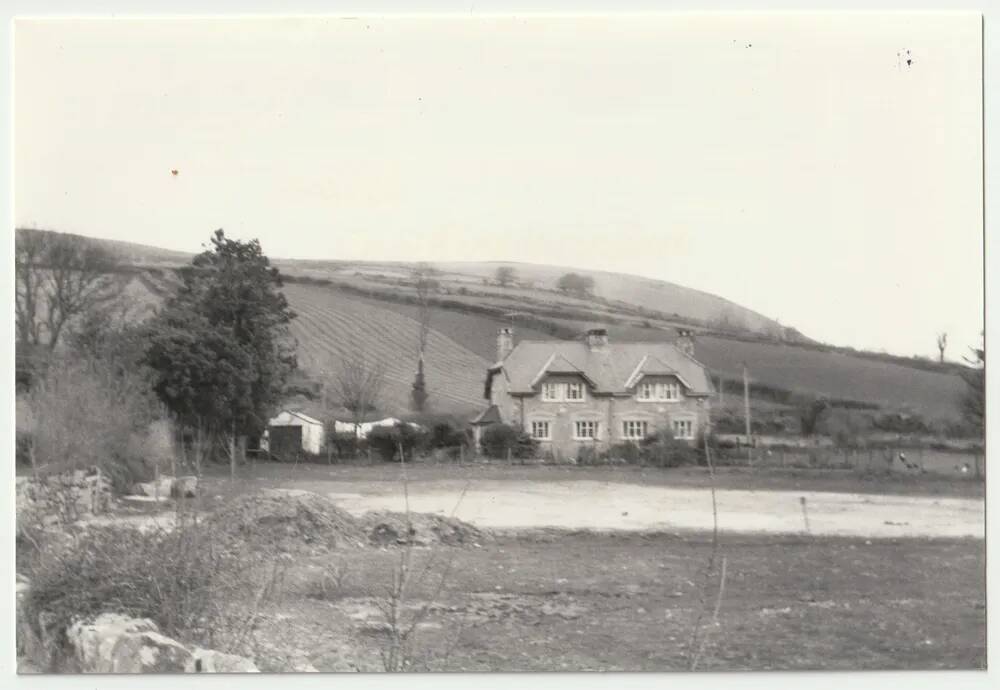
[283,283,490,414]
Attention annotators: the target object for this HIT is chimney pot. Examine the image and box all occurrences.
[497,328,514,361]
[586,328,609,350]
[676,328,695,357]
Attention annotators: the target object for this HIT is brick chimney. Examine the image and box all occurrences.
[497,327,514,361]
[676,328,695,357]
[586,328,609,350]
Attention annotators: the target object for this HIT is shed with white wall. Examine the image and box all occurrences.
[266,411,325,457]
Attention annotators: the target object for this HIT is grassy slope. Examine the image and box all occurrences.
[275,258,787,336]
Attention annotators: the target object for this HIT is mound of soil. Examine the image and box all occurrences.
[360,511,489,547]
[210,489,368,552]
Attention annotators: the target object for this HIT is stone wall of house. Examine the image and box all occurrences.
[516,379,711,459]
[16,468,113,527]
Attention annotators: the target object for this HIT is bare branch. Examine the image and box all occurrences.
[327,346,387,431]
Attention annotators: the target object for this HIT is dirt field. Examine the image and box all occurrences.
[198,462,984,539]
[325,481,983,539]
[90,462,985,671]
[260,531,985,671]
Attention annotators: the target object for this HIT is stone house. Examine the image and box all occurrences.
[472,327,713,458]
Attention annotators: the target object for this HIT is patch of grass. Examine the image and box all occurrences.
[196,460,984,503]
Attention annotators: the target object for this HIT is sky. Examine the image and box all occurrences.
[13,14,984,359]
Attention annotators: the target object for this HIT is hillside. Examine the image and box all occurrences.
[17,230,974,426]
[273,258,797,340]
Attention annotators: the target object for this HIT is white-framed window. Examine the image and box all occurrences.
[565,382,585,402]
[636,379,682,402]
[661,382,680,401]
[542,382,562,401]
[574,420,599,440]
[672,419,694,440]
[622,420,649,440]
[638,382,655,400]
[530,420,551,440]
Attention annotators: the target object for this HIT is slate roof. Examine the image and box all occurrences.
[488,340,713,397]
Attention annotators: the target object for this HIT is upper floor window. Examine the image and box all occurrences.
[542,383,561,401]
[637,380,681,402]
[541,381,586,402]
[565,382,585,401]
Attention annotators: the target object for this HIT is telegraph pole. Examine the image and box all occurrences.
[743,362,752,466]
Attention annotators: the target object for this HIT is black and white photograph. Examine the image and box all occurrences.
[9,10,988,677]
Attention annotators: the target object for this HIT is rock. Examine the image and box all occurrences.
[134,477,176,499]
[172,476,198,498]
[107,631,193,673]
[67,613,159,672]
[187,648,259,673]
[122,494,171,506]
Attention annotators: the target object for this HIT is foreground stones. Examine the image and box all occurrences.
[22,607,260,674]
[132,474,198,500]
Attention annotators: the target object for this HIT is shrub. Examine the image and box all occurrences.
[480,423,538,459]
[16,431,33,467]
[324,430,363,460]
[575,444,603,466]
[401,413,469,452]
[425,421,467,450]
[604,442,644,464]
[872,412,931,434]
[638,430,701,468]
[20,514,288,667]
[367,423,428,462]
[27,357,161,493]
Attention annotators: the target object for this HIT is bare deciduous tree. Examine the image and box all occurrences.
[328,347,387,436]
[959,333,984,432]
[15,228,123,351]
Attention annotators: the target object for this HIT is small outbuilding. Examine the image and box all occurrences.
[266,410,325,458]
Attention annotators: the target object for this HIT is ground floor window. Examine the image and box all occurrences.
[574,420,599,440]
[672,419,694,440]
[622,420,648,440]
[530,420,551,440]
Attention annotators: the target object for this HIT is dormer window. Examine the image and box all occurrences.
[637,380,681,402]
[542,383,561,401]
[541,381,587,402]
